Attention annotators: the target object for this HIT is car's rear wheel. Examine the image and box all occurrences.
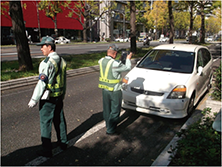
[187,94,195,116]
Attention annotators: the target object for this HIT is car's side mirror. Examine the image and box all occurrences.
[197,66,203,76]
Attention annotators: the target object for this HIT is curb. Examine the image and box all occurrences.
[151,95,221,166]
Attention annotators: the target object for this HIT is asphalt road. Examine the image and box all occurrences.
[1,41,221,166]
[1,40,220,62]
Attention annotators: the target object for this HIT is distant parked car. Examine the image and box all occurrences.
[206,36,214,42]
[55,36,70,44]
[138,36,145,42]
[115,37,130,42]
[159,37,169,42]
[122,44,213,118]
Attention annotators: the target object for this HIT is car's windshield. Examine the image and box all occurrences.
[137,50,195,73]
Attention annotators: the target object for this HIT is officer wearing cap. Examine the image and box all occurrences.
[98,44,132,135]
[28,36,68,157]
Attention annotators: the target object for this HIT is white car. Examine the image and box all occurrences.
[55,36,70,44]
[159,37,169,42]
[122,44,213,118]
[115,37,130,42]
[206,36,214,42]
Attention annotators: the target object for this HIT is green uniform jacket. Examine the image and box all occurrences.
[30,52,66,103]
[98,56,131,91]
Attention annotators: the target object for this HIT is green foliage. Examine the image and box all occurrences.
[169,108,221,166]
[173,11,190,31]
[38,0,64,18]
[1,47,150,81]
[211,63,221,101]
[143,0,168,31]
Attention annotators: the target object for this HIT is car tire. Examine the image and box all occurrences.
[187,93,195,116]
[207,75,213,90]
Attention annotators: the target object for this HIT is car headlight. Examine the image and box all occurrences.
[122,77,129,90]
[167,85,186,99]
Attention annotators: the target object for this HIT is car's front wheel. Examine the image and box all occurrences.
[187,94,195,116]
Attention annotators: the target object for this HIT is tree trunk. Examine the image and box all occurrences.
[189,2,194,44]
[200,1,205,43]
[83,22,87,42]
[168,1,174,44]
[130,1,136,54]
[36,0,41,40]
[9,1,33,71]
[83,8,87,43]
[54,14,58,37]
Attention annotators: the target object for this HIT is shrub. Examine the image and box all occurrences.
[169,108,221,166]
[211,63,221,101]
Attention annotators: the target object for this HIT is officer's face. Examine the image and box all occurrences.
[41,45,52,56]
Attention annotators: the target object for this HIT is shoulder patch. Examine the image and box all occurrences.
[38,73,48,83]
[44,57,50,63]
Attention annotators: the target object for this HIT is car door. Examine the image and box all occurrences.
[201,48,212,88]
[196,49,205,98]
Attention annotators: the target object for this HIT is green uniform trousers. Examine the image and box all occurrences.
[102,89,122,134]
[39,95,67,151]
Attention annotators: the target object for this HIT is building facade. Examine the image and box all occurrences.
[1,1,83,44]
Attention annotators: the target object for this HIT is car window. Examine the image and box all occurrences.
[197,49,211,67]
[137,50,195,73]
[202,49,211,66]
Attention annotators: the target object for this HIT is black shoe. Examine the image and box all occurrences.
[57,142,67,150]
[36,150,52,158]
[59,143,67,150]
[106,132,119,136]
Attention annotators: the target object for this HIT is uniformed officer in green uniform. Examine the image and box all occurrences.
[98,44,132,135]
[28,36,68,157]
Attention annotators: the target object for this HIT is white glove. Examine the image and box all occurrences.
[28,100,37,108]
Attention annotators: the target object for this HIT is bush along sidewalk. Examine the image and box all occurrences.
[168,108,221,166]
[211,62,221,101]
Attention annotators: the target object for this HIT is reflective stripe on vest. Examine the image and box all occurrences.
[98,58,121,91]
[47,57,66,97]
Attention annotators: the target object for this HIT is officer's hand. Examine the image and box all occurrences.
[28,100,37,108]
[127,52,133,59]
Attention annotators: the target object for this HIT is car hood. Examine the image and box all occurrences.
[126,67,191,92]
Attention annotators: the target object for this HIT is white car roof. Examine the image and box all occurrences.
[154,44,206,52]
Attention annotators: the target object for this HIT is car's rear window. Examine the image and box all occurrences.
[137,50,195,73]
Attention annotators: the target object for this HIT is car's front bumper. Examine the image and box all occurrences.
[122,91,189,118]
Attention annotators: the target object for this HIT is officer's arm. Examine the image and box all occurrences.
[30,62,54,102]
[113,59,131,73]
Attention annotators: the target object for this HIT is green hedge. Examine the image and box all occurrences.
[169,108,221,166]
[211,63,221,101]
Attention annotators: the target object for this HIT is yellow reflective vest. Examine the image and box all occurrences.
[47,57,67,97]
[98,57,121,91]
